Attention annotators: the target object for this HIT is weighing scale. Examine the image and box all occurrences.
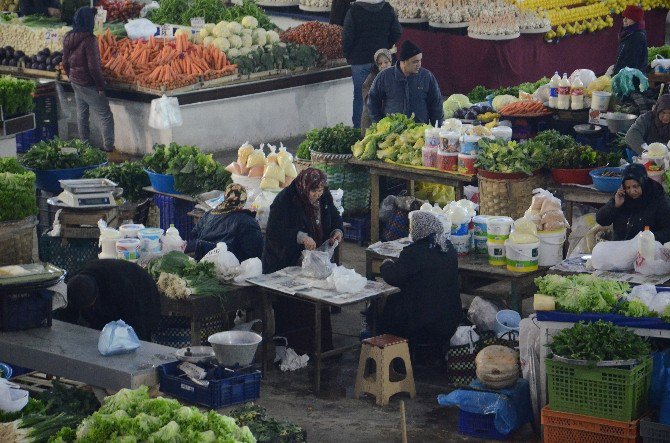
[56,178,118,208]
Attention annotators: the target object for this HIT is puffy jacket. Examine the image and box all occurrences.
[613,29,648,75]
[342,1,402,65]
[368,63,444,125]
[62,32,106,91]
[191,210,264,261]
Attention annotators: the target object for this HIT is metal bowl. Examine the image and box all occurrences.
[605,113,637,134]
[208,331,262,367]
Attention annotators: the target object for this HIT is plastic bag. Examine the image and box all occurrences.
[519,315,541,427]
[301,241,337,279]
[327,266,367,293]
[467,297,500,332]
[125,18,157,40]
[0,379,29,413]
[612,68,649,99]
[149,95,183,129]
[650,351,670,407]
[201,242,240,281]
[634,243,670,276]
[414,182,455,206]
[233,257,262,284]
[250,191,277,230]
[569,69,597,88]
[449,325,480,353]
[590,235,639,271]
[161,232,186,253]
[98,320,140,356]
[139,1,159,18]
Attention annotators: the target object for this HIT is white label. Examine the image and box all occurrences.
[180,383,195,392]
[160,24,173,38]
[190,17,205,29]
[96,7,107,23]
[44,30,52,43]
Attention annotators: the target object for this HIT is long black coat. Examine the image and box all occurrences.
[380,238,462,343]
[596,180,670,244]
[191,210,263,261]
[613,29,648,75]
[262,182,343,274]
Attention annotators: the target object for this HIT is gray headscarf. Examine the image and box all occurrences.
[409,211,444,249]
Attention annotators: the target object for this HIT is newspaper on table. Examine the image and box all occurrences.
[367,237,412,258]
[551,257,670,286]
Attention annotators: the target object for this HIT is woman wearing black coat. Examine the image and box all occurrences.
[380,211,462,347]
[611,5,648,75]
[262,168,343,353]
[596,163,670,244]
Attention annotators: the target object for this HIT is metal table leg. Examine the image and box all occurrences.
[313,300,322,395]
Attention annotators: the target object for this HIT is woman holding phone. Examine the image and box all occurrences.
[596,163,670,243]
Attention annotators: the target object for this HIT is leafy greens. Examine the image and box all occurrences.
[535,274,629,314]
[21,138,106,171]
[83,162,151,203]
[475,138,548,175]
[0,157,37,222]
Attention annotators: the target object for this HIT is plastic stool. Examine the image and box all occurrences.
[354,334,416,406]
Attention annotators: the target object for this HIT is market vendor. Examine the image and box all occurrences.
[610,5,648,75]
[19,0,60,17]
[189,183,263,261]
[380,211,462,352]
[367,40,444,125]
[625,94,670,154]
[596,163,670,243]
[57,259,160,341]
[262,168,343,353]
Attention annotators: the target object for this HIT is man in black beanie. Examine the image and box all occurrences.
[367,40,444,125]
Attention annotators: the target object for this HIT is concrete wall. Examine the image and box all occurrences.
[58,77,353,155]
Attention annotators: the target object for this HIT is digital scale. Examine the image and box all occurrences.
[56,178,118,208]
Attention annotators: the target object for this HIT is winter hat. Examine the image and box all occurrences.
[374,48,393,65]
[622,5,644,24]
[399,40,422,62]
[409,211,443,243]
[622,163,648,186]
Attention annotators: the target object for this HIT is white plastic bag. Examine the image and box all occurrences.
[98,320,140,356]
[449,325,480,353]
[201,242,240,281]
[233,257,262,284]
[590,235,639,271]
[634,243,670,276]
[250,191,277,230]
[125,18,158,40]
[467,297,499,332]
[569,69,597,88]
[149,95,183,129]
[301,241,337,279]
[330,189,344,216]
[0,379,29,413]
[327,266,367,293]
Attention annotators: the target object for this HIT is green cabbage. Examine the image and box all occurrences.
[492,94,519,111]
[445,94,471,108]
[442,99,462,118]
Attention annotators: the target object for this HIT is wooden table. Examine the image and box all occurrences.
[366,247,546,313]
[349,159,477,243]
[549,185,611,228]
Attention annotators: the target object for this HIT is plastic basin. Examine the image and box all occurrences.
[145,169,177,194]
[551,168,596,185]
[30,162,107,193]
[589,167,623,193]
[208,331,262,367]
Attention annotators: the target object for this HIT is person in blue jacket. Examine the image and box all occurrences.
[190,183,263,261]
[367,40,444,126]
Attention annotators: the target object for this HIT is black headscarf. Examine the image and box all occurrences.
[621,163,655,212]
[72,7,95,33]
[649,95,670,143]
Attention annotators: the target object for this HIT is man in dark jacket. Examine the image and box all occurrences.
[596,163,670,244]
[368,40,444,125]
[58,259,161,341]
[63,7,115,152]
[329,0,354,26]
[342,0,402,128]
[380,211,462,348]
[611,5,648,75]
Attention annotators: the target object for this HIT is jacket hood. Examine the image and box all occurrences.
[63,32,91,51]
[72,6,95,33]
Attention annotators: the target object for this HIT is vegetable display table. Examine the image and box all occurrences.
[349,159,477,243]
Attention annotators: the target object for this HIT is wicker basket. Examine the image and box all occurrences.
[0,216,37,266]
[478,171,546,219]
[294,157,312,174]
[117,198,152,225]
[309,150,353,164]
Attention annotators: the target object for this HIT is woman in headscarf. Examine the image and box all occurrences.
[626,95,670,155]
[611,5,648,76]
[190,183,263,261]
[262,167,343,353]
[596,163,670,243]
[380,211,462,352]
[360,48,393,135]
[62,6,115,152]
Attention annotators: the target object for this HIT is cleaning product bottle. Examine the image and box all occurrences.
[557,73,571,110]
[570,77,585,110]
[166,224,180,238]
[639,226,656,262]
[548,72,560,108]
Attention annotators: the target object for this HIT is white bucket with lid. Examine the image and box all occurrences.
[116,238,141,261]
[99,229,121,259]
[487,241,505,266]
[472,215,490,237]
[474,235,487,254]
[538,229,566,267]
[138,228,164,254]
[591,91,611,112]
[119,224,145,238]
[487,216,513,243]
[451,233,470,256]
[504,239,539,272]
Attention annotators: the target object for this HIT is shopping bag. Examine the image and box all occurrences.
[148,95,183,129]
[301,241,337,279]
[98,320,141,356]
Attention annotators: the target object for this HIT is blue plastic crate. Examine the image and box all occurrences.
[458,410,510,441]
[0,290,53,332]
[153,194,195,241]
[343,216,370,246]
[16,123,58,154]
[159,361,261,409]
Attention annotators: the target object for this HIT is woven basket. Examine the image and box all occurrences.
[294,157,312,174]
[309,150,353,164]
[117,198,152,225]
[0,216,37,266]
[478,171,546,219]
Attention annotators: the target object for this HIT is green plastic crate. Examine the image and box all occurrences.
[546,357,652,422]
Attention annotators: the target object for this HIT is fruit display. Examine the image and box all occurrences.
[280,22,343,60]
[300,0,332,10]
[99,0,144,22]
[0,21,69,55]
[21,47,61,71]
[452,102,496,120]
[191,17,279,59]
[352,113,426,161]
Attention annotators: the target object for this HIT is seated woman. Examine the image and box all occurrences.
[380,211,462,350]
[262,168,343,354]
[190,183,263,261]
[596,163,670,243]
[626,95,670,155]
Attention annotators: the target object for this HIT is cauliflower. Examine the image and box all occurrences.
[241,34,253,48]
[213,37,230,51]
[227,21,243,35]
[266,30,280,44]
[228,34,242,49]
[241,16,258,29]
[157,273,191,299]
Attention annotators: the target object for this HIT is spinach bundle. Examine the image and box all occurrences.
[0,157,37,222]
[84,162,151,203]
[21,138,106,171]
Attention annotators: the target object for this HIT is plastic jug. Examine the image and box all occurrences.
[570,77,584,110]
[639,227,656,262]
[557,73,571,110]
[548,72,560,108]
[166,224,180,238]
[99,228,121,259]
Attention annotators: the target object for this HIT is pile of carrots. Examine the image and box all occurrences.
[498,100,550,117]
[97,30,236,90]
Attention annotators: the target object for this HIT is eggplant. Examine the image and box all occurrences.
[14,50,24,59]
[45,57,52,65]
[38,63,46,71]
[465,111,478,120]
[35,54,46,63]
[31,63,38,69]
[8,59,16,67]
[1,59,8,66]
[46,64,53,71]
[21,56,30,64]
[52,55,62,64]
[41,48,50,56]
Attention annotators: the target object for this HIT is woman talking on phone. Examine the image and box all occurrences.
[596,163,670,243]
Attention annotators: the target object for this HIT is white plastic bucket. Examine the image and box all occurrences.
[116,238,141,261]
[474,235,487,254]
[119,223,145,238]
[451,233,470,256]
[591,91,611,112]
[487,216,513,243]
[487,241,506,266]
[494,309,521,338]
[138,228,164,254]
[504,239,539,272]
[473,215,490,237]
[538,229,566,267]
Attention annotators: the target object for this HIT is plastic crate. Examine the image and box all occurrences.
[343,216,370,246]
[153,194,195,241]
[457,409,510,440]
[151,315,225,348]
[158,361,261,409]
[0,290,52,332]
[640,418,670,443]
[546,357,652,422]
[38,236,99,275]
[542,406,641,443]
[15,123,58,154]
